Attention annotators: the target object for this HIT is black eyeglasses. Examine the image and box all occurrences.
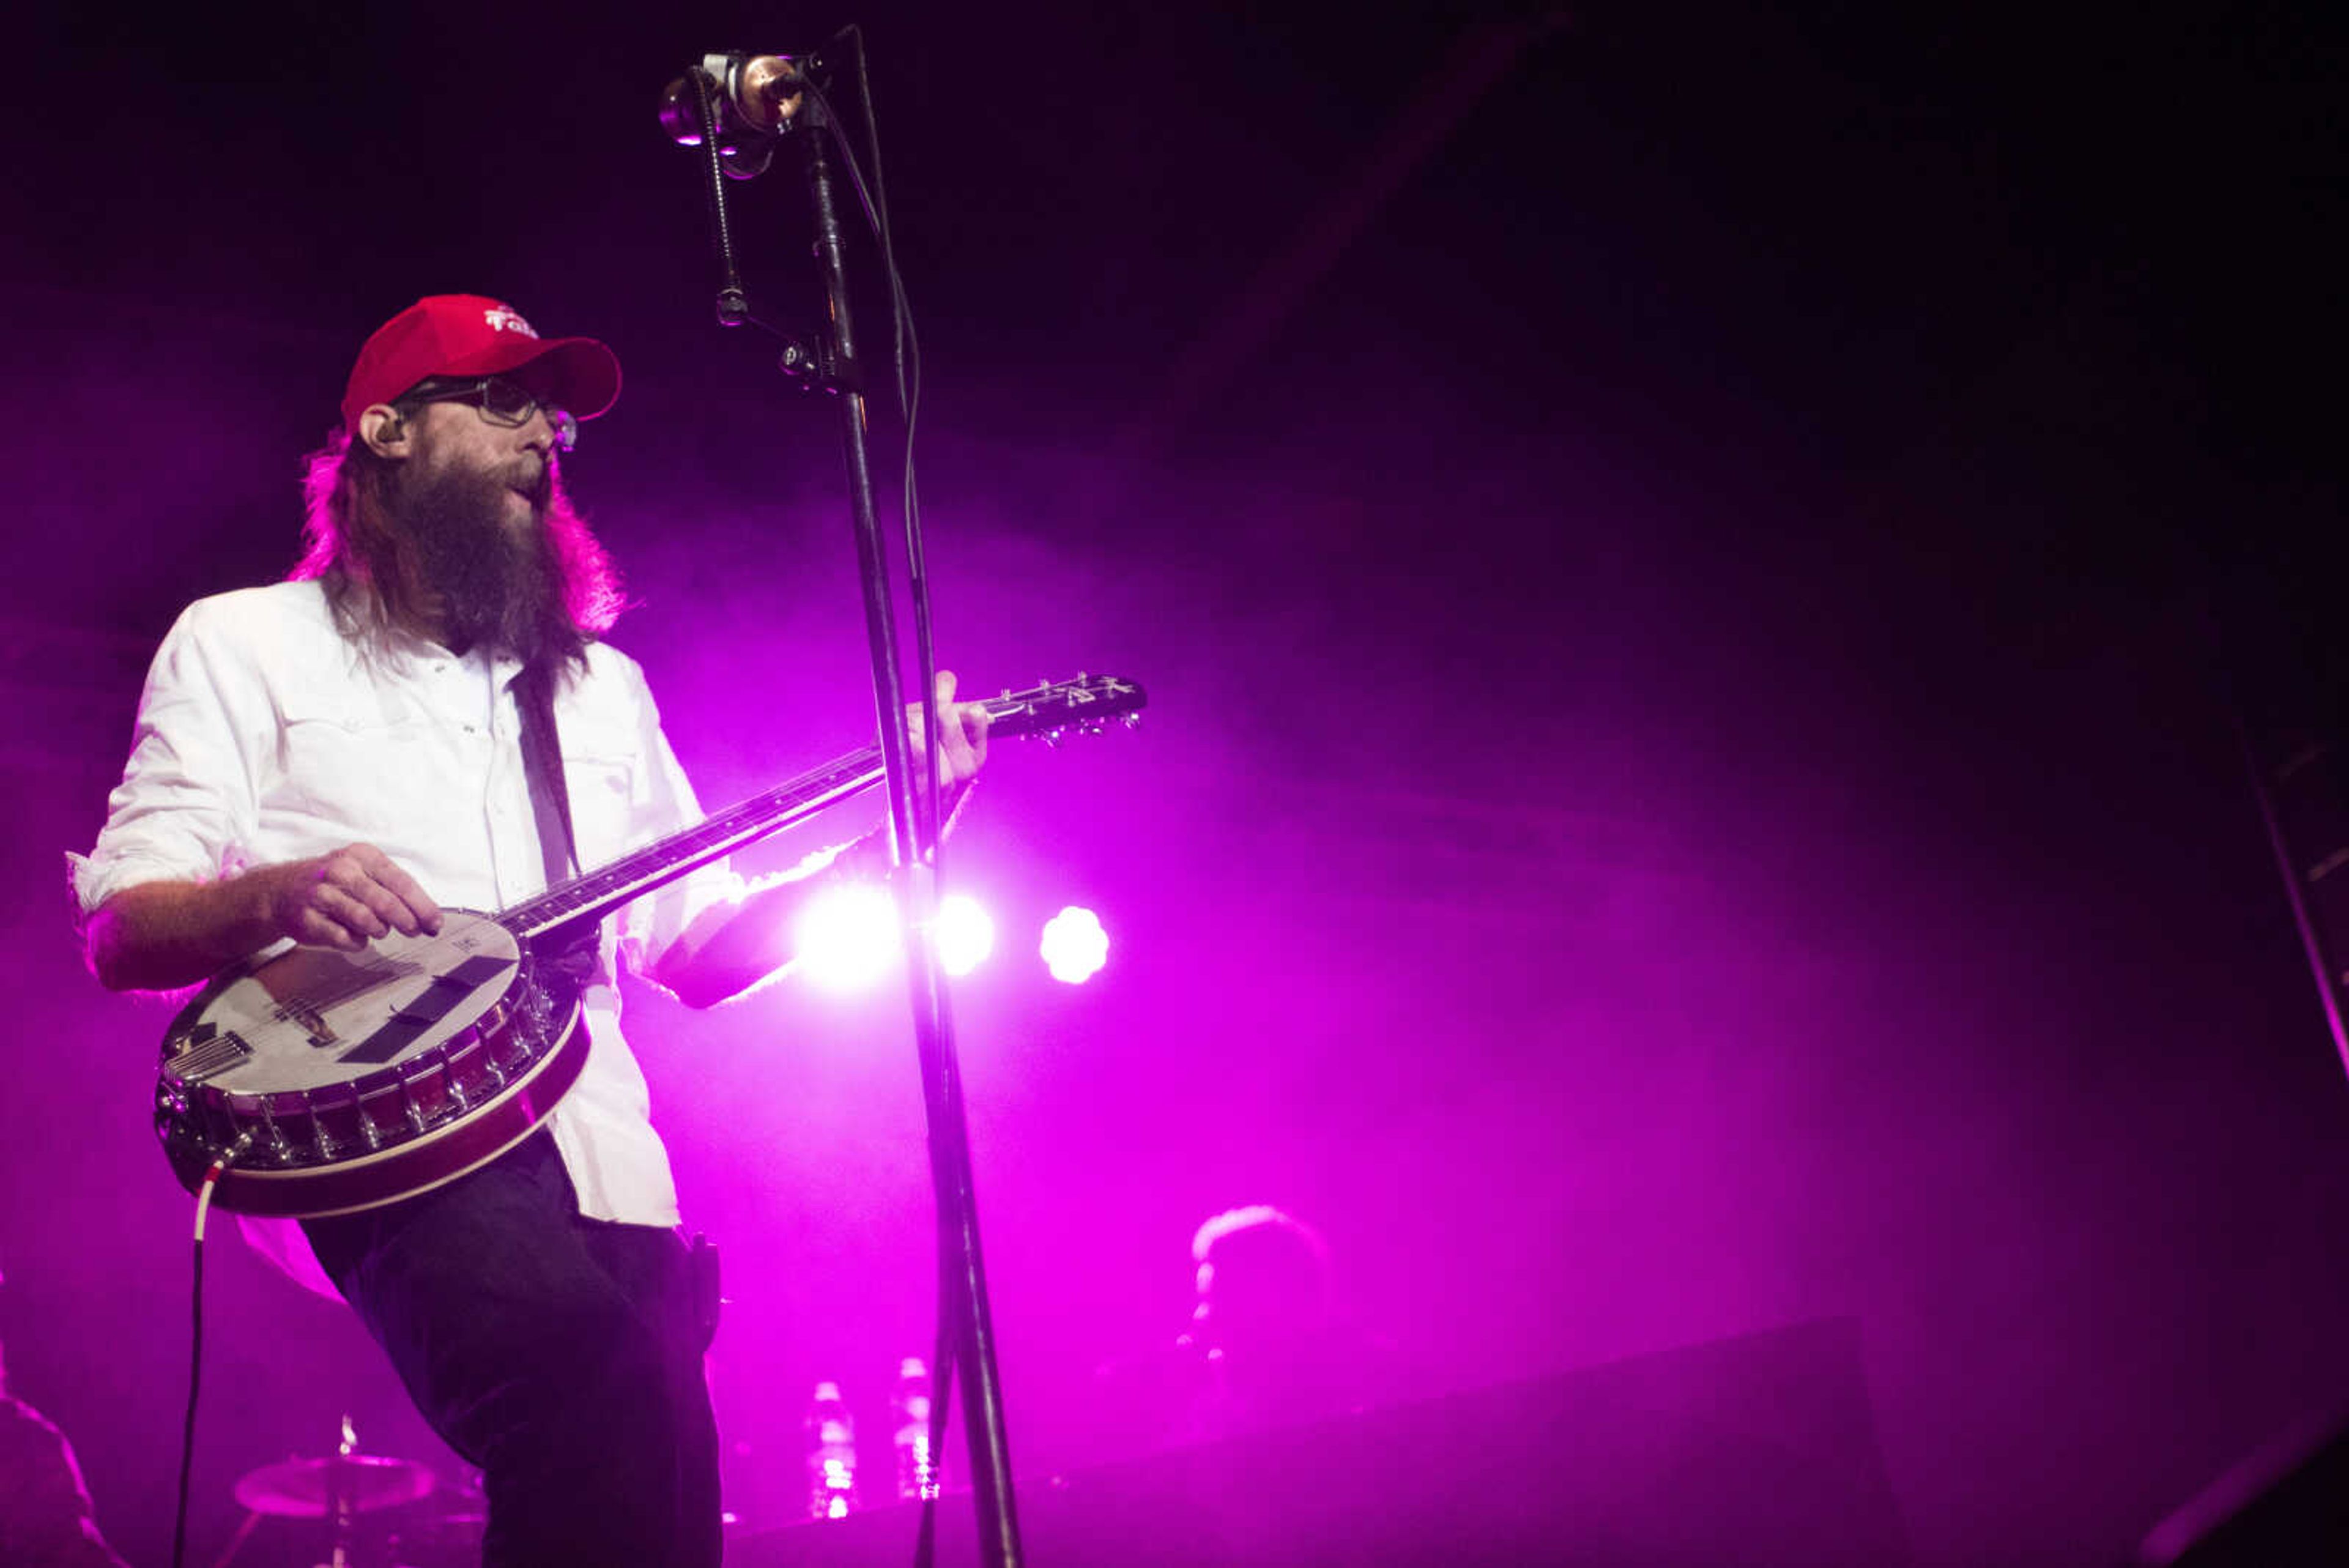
[399,376,579,451]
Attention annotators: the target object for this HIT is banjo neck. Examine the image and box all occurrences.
[496,674,1148,943]
[500,743,885,943]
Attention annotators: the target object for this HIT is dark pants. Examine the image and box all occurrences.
[304,1131,722,1567]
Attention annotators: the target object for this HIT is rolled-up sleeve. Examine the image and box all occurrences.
[67,603,261,918]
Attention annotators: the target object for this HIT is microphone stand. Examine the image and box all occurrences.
[674,59,1026,1568]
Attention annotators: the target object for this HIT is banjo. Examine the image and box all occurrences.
[152,674,1146,1218]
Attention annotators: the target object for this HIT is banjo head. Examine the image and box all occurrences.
[165,912,524,1093]
[155,912,586,1214]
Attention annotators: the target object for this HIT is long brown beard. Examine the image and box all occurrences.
[390,456,584,668]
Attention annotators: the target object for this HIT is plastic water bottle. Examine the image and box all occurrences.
[806,1380,857,1520]
[891,1356,938,1500]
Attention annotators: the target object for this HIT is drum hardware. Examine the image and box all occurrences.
[220,1416,438,1568]
[231,1452,437,1517]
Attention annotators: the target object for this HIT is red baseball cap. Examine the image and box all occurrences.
[340,294,622,431]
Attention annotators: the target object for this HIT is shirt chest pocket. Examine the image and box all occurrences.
[268,699,455,836]
[558,716,642,862]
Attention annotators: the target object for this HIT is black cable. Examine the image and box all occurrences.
[910,1189,965,1568]
[171,1230,203,1568]
[814,35,959,1568]
[833,26,918,417]
[174,1148,243,1568]
[801,59,942,864]
[912,1301,953,1568]
[837,38,940,869]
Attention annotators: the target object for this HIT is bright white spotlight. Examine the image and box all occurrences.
[936,893,995,977]
[794,882,899,993]
[1039,906,1109,984]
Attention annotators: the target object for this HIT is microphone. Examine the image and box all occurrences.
[659,53,808,173]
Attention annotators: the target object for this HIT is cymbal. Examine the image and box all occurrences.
[233,1453,437,1517]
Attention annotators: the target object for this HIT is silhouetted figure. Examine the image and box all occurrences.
[1093,1205,1398,1459]
[0,1285,132,1568]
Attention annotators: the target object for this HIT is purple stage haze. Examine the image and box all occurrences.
[1,6,2343,1566]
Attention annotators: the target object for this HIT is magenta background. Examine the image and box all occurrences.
[1,4,2343,1564]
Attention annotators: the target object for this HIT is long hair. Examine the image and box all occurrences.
[292,427,628,667]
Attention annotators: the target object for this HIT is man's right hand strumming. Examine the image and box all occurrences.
[252,843,445,951]
[84,843,443,993]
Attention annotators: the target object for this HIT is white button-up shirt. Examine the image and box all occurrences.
[73,580,737,1249]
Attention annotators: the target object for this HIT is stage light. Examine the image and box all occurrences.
[794,885,1002,991]
[937,893,995,977]
[794,882,899,992]
[1040,906,1109,984]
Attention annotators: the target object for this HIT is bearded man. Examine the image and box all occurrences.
[70,295,990,1565]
